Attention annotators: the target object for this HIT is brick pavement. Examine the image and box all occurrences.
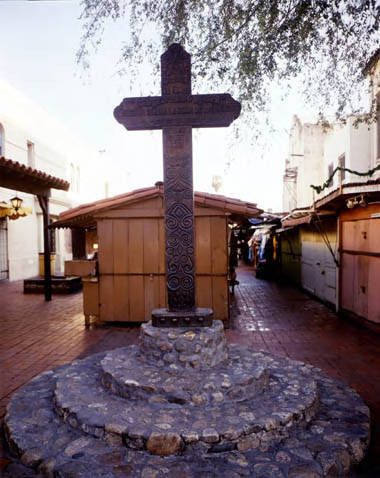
[1,265,380,475]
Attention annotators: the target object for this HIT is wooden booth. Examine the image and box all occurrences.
[340,201,380,326]
[53,183,261,326]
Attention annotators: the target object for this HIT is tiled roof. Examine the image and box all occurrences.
[53,183,262,228]
[0,156,69,192]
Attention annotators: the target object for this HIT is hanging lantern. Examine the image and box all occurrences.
[10,195,23,211]
[0,197,32,220]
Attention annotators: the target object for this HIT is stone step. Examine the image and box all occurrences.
[100,345,269,405]
[53,348,319,455]
[4,350,370,477]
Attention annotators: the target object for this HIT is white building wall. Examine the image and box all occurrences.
[0,79,128,281]
[321,123,346,194]
[370,61,380,165]
[283,116,324,211]
[348,119,371,181]
[284,116,373,210]
[297,124,324,207]
[283,116,303,212]
[368,59,380,173]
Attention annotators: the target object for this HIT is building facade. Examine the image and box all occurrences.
[281,52,380,326]
[0,79,127,281]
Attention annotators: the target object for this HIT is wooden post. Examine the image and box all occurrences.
[38,194,52,301]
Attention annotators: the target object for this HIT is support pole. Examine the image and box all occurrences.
[38,193,52,301]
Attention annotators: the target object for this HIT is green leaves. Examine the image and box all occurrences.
[78,0,379,126]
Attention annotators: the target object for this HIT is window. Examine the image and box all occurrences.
[339,154,346,181]
[27,141,35,168]
[327,163,334,187]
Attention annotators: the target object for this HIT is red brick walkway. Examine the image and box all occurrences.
[1,265,379,474]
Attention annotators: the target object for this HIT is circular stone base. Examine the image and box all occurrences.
[4,348,370,477]
[101,345,269,405]
[140,320,229,369]
[52,350,319,454]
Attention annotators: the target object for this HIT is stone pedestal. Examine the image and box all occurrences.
[3,320,371,477]
[140,319,227,368]
[151,307,213,327]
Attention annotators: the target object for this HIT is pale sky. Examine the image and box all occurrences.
[0,0,316,212]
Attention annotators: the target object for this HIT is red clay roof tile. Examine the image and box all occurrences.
[0,156,69,191]
[54,184,261,228]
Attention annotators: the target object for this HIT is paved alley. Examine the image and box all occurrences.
[1,265,380,475]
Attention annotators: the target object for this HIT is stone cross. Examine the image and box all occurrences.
[114,43,241,327]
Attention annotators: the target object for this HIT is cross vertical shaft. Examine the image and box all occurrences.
[163,125,195,311]
[114,43,241,327]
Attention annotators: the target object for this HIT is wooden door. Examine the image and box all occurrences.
[341,253,355,313]
[98,216,166,322]
[368,257,380,324]
[340,218,380,323]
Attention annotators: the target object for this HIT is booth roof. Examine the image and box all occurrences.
[51,183,262,229]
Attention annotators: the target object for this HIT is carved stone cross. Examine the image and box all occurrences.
[114,44,241,327]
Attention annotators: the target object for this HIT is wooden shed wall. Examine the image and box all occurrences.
[96,196,229,323]
[340,203,380,325]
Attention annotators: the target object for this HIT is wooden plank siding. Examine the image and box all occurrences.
[96,198,229,324]
[339,203,380,325]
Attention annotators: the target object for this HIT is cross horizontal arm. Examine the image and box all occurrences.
[114,94,241,131]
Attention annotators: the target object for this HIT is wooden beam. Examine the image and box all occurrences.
[1,173,51,196]
[37,194,52,301]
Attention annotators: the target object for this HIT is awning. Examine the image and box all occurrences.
[0,156,69,195]
[282,215,312,227]
[0,156,70,302]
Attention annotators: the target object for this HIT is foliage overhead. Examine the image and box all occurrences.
[78,0,379,127]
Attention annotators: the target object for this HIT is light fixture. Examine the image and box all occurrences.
[358,195,366,207]
[10,195,23,211]
[346,194,367,209]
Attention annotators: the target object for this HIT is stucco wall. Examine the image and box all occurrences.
[297,124,324,207]
[284,115,373,212]
[0,79,123,281]
[369,60,380,172]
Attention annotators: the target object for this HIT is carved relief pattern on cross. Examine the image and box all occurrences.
[114,43,241,322]
[163,126,195,310]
